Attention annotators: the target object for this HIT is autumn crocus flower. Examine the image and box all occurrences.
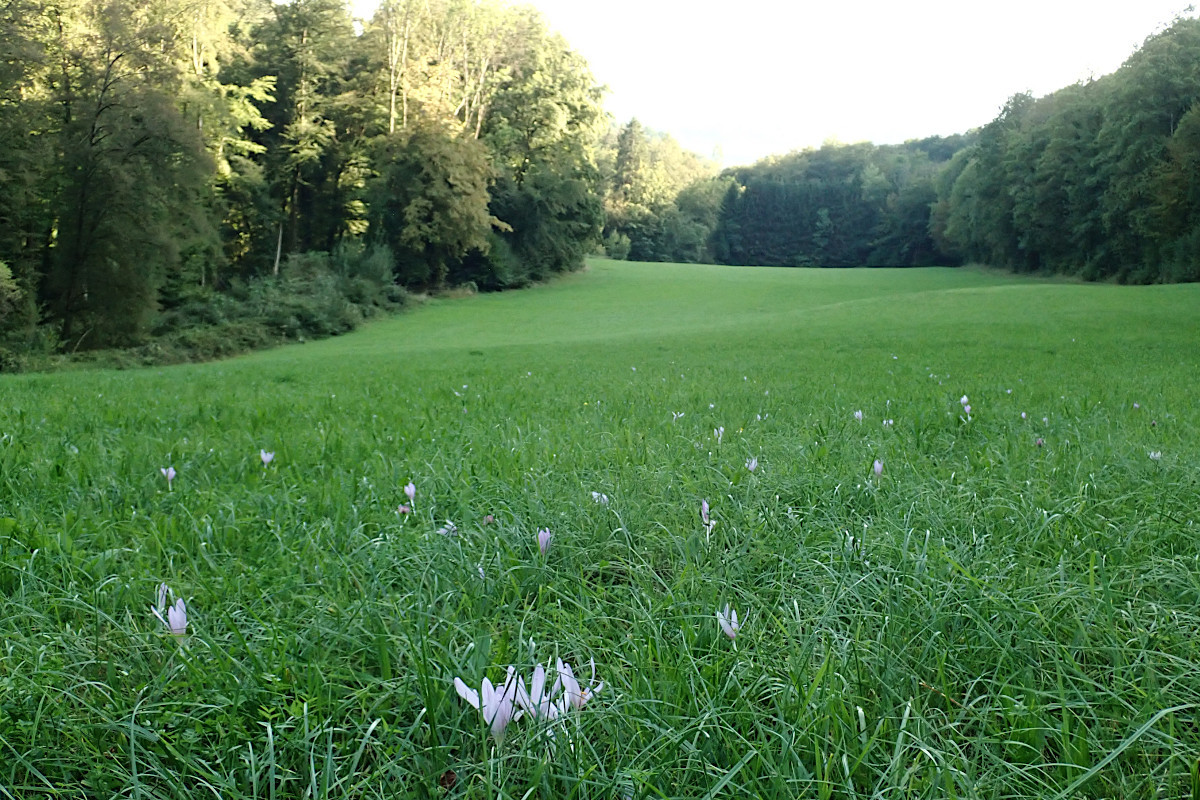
[717,604,742,640]
[454,667,522,743]
[714,426,724,445]
[537,528,552,556]
[745,456,758,472]
[151,583,187,636]
[397,504,411,515]
[701,499,715,537]
[591,491,609,505]
[404,482,416,503]
[853,410,863,422]
[873,459,883,477]
[260,449,274,466]
[160,466,175,490]
[557,658,603,712]
[517,663,562,721]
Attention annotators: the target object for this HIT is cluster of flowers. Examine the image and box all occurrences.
[454,658,603,742]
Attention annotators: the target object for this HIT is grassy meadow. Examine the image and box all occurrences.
[1,259,1199,799]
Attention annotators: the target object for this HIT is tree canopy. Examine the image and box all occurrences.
[0,0,606,356]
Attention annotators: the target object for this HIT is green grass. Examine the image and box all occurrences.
[2,259,1199,798]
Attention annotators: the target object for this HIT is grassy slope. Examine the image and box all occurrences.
[1,260,1198,798]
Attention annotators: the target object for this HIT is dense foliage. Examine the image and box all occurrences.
[0,0,605,360]
[4,5,1198,366]
[604,16,1200,282]
[936,17,1200,282]
[709,136,972,268]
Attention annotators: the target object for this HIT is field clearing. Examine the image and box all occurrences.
[2,260,1199,798]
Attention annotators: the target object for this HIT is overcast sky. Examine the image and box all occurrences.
[348,0,1196,166]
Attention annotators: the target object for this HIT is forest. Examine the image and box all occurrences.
[2,2,1199,367]
[609,16,1200,282]
[0,0,610,363]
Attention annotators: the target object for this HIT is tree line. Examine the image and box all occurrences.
[0,0,607,362]
[605,16,1200,283]
[3,4,1198,366]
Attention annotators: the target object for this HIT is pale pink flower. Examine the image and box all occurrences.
[700,499,715,537]
[717,604,742,640]
[537,528,552,555]
[160,466,176,490]
[745,456,758,472]
[397,504,411,515]
[454,667,522,742]
[591,491,609,505]
[517,663,561,721]
[260,449,274,467]
[714,426,724,445]
[853,410,863,422]
[404,481,416,503]
[873,459,883,477]
[151,583,188,636]
[556,658,603,712]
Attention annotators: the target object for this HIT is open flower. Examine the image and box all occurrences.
[717,604,742,640]
[397,504,411,515]
[1149,450,1162,460]
[454,667,522,742]
[160,466,176,490]
[591,491,609,505]
[557,658,603,712]
[260,449,274,466]
[853,410,863,422]
[960,395,969,406]
[436,520,458,536]
[745,456,758,472]
[517,663,562,721]
[151,583,188,636]
[537,528,552,556]
[714,426,724,445]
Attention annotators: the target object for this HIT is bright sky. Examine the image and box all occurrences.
[348,0,1197,166]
